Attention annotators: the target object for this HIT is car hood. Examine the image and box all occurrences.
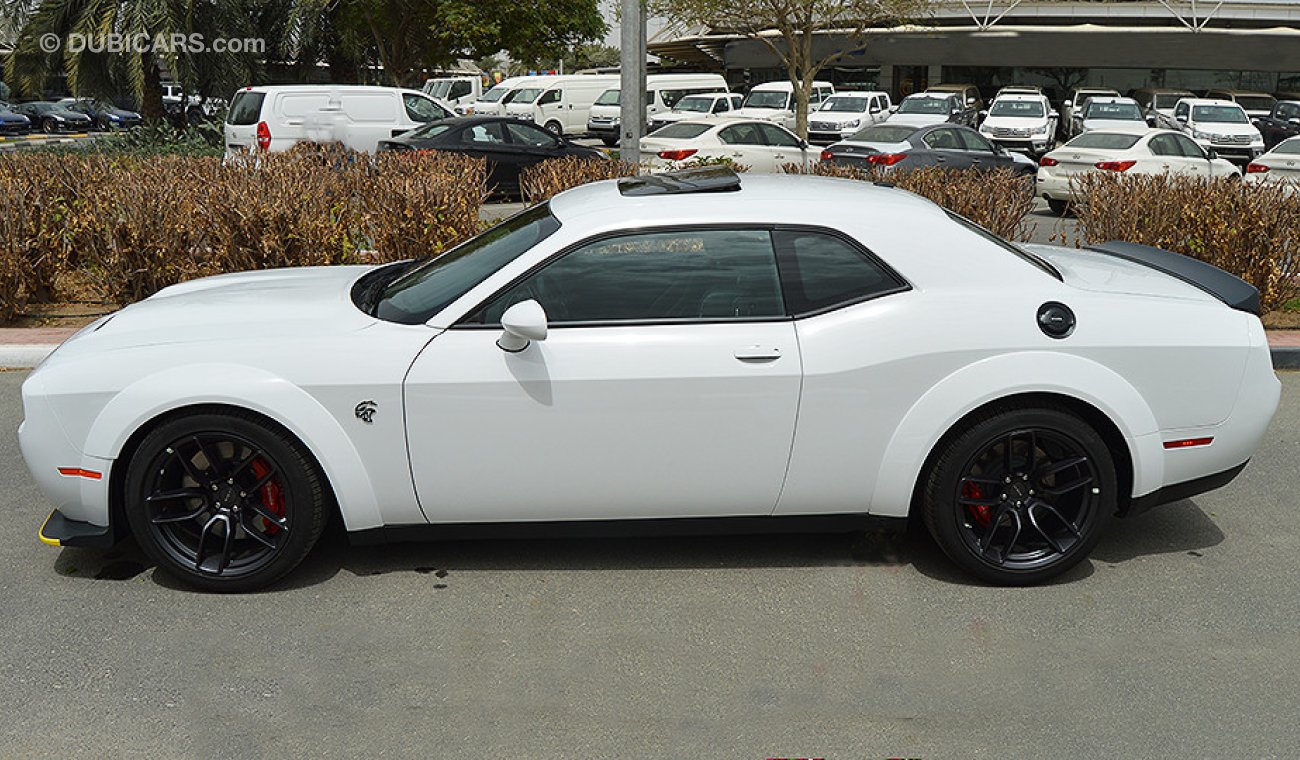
[55,266,378,356]
[1192,122,1260,137]
[885,112,949,127]
[810,113,867,125]
[981,115,1047,130]
[731,107,789,121]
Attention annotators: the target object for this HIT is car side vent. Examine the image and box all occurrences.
[617,166,741,196]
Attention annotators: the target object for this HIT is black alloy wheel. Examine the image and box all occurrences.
[125,411,328,592]
[42,118,57,134]
[923,406,1116,585]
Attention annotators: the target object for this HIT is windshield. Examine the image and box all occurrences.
[1235,96,1276,112]
[1067,132,1141,150]
[508,88,541,104]
[674,96,713,113]
[820,97,869,113]
[1193,105,1248,124]
[594,89,620,106]
[652,122,713,139]
[480,85,510,103]
[1274,137,1300,155]
[897,97,951,114]
[742,91,790,110]
[847,124,916,143]
[403,123,454,140]
[1154,93,1187,109]
[990,100,1044,118]
[426,81,452,99]
[373,204,561,325]
[1085,102,1142,121]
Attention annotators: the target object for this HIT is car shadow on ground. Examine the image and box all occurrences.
[47,498,1224,593]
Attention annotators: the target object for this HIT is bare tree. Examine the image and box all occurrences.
[651,0,935,137]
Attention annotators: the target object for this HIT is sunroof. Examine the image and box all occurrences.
[617,166,742,196]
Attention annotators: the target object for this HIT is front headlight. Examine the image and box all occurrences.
[1031,124,1047,135]
[844,119,860,128]
[979,124,993,134]
[1192,129,1213,140]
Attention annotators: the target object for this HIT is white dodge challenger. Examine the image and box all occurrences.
[22,168,1280,590]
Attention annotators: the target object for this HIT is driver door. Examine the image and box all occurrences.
[403,228,802,523]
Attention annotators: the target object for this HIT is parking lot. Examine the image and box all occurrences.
[2,367,1297,758]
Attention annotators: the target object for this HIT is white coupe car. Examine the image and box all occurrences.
[639,119,815,173]
[23,168,1280,591]
[1037,128,1241,214]
[1246,136,1300,189]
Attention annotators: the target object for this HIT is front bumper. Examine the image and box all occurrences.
[587,120,618,136]
[987,135,1052,155]
[1192,138,1263,160]
[808,129,854,145]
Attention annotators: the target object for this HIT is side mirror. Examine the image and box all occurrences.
[1176,114,1188,122]
[967,96,977,105]
[979,109,989,117]
[889,105,899,113]
[1064,100,1073,109]
[1289,117,1300,126]
[1049,110,1059,119]
[497,299,548,353]
[1146,115,1157,126]
[1207,148,1219,160]
[798,138,809,149]
[869,106,881,114]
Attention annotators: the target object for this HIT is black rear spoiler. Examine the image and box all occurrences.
[1087,241,1261,316]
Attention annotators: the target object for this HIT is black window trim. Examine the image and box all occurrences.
[449,222,913,330]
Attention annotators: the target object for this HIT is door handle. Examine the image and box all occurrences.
[734,346,781,362]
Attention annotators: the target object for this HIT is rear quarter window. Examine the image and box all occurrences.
[772,229,908,316]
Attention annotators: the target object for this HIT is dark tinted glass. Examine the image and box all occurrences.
[773,230,905,316]
[654,122,712,139]
[1070,132,1141,150]
[226,91,265,125]
[481,229,784,324]
[376,204,560,324]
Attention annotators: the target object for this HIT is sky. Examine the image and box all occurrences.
[602,0,670,47]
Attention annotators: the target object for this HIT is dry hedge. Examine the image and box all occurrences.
[0,147,486,319]
[519,156,639,203]
[1071,173,1300,313]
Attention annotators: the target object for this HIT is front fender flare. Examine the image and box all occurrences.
[83,363,382,532]
[869,351,1164,518]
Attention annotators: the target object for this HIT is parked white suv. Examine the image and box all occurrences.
[731,80,834,130]
[807,91,892,144]
[979,93,1058,157]
[647,92,743,133]
[223,85,452,155]
[1173,98,1266,162]
[422,76,483,112]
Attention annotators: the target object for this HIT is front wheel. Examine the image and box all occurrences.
[124,410,329,592]
[41,118,57,134]
[601,135,618,147]
[921,406,1116,585]
[1046,198,1071,216]
[544,120,564,136]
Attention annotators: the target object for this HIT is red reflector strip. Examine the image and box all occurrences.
[57,467,103,480]
[1163,437,1214,450]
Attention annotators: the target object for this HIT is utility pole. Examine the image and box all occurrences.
[619,0,647,167]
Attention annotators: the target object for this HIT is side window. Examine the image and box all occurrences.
[449,81,473,100]
[1147,134,1178,156]
[460,121,506,145]
[719,123,763,145]
[1173,134,1207,158]
[773,230,906,316]
[506,121,560,148]
[538,90,560,105]
[958,128,995,152]
[404,94,449,122]
[480,229,785,324]
[1175,102,1189,120]
[713,98,730,113]
[924,127,962,150]
[757,123,800,147]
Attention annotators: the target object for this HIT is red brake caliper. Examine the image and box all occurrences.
[250,459,285,535]
[962,481,992,527]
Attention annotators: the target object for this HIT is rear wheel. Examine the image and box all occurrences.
[124,411,328,592]
[1046,198,1071,216]
[41,118,57,134]
[601,135,618,147]
[922,406,1116,585]
[544,120,564,136]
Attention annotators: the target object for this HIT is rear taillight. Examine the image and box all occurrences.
[867,152,907,166]
[819,149,834,162]
[1246,162,1269,173]
[1039,156,1059,167]
[1094,159,1136,172]
[255,121,271,151]
[657,148,698,161]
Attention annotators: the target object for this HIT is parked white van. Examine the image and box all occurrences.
[502,74,620,136]
[223,85,453,155]
[586,73,729,146]
[466,76,533,116]
[422,75,483,112]
[732,80,834,130]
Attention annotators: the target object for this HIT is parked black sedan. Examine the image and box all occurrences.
[0,102,32,135]
[57,98,143,130]
[11,102,93,133]
[820,122,1036,174]
[378,116,605,196]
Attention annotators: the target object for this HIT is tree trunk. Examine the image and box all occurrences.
[141,60,165,121]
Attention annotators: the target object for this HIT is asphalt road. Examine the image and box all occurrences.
[2,369,1297,759]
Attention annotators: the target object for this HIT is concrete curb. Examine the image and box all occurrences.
[0,345,59,370]
[2,342,1298,371]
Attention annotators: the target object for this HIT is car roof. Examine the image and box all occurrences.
[1084,97,1138,105]
[549,171,945,229]
[1208,89,1272,97]
[992,93,1045,102]
[903,92,953,99]
[1180,98,1242,107]
[824,91,886,98]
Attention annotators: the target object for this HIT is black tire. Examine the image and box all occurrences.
[544,120,563,136]
[124,410,329,592]
[921,405,1116,585]
[41,118,57,134]
[1046,198,1071,216]
[601,135,618,147]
